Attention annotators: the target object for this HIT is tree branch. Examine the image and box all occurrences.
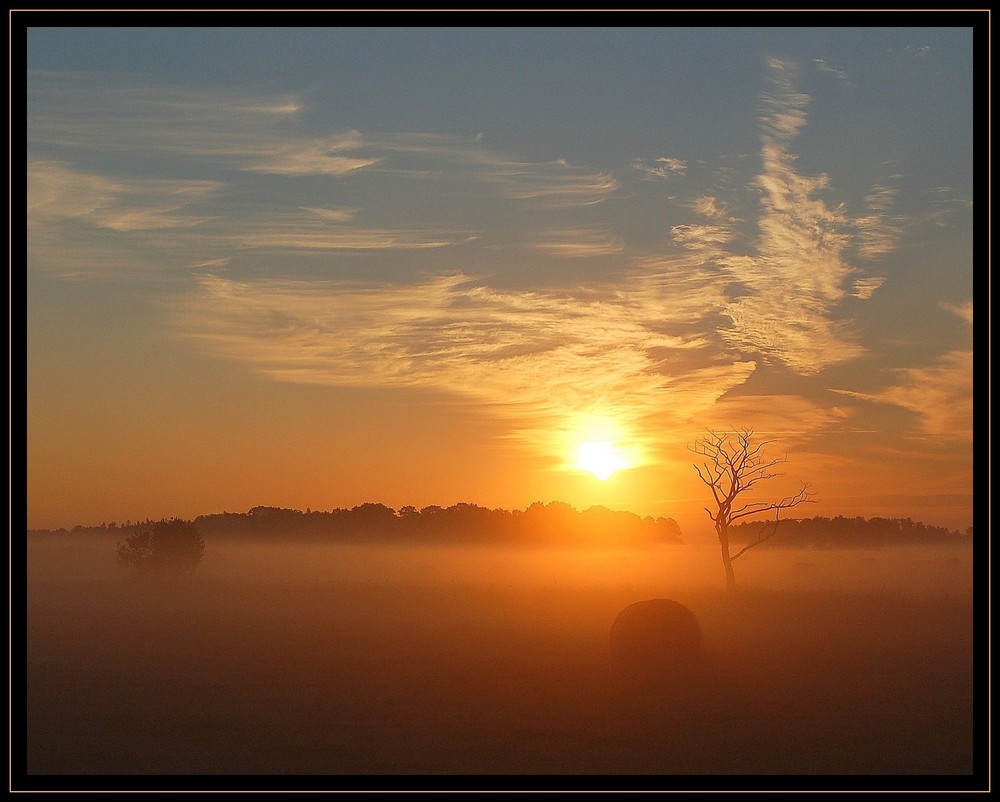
[731,510,781,561]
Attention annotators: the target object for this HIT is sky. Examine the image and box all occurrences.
[23,24,979,539]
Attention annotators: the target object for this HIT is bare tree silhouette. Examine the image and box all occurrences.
[690,428,815,592]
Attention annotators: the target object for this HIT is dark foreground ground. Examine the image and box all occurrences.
[23,537,976,788]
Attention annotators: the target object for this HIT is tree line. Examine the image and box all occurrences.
[30,504,969,551]
[732,515,971,550]
[193,501,685,547]
[32,502,684,548]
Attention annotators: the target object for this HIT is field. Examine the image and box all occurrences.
[23,533,977,788]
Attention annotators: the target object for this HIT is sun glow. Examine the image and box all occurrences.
[575,440,629,481]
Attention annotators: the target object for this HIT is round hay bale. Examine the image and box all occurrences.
[610,598,701,664]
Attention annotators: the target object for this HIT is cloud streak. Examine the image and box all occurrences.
[813,58,849,82]
[169,268,753,467]
[223,221,474,252]
[28,160,221,229]
[28,74,618,209]
[632,156,687,180]
[831,350,973,441]
[27,59,959,470]
[703,57,897,376]
[530,228,624,258]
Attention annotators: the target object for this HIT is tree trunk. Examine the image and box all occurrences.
[718,522,737,592]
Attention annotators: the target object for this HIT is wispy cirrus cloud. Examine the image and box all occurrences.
[28,160,220,229]
[27,159,224,277]
[813,57,849,82]
[189,257,230,270]
[28,74,617,207]
[701,393,854,445]
[851,276,886,299]
[706,57,895,375]
[632,156,687,180]
[27,72,621,286]
[691,195,737,221]
[223,219,475,252]
[941,300,973,325]
[617,58,890,382]
[348,132,619,206]
[530,228,624,258]
[854,183,905,259]
[168,266,753,467]
[300,206,360,223]
[477,160,618,207]
[828,295,972,442]
[671,224,734,251]
[243,141,381,176]
[28,74,378,177]
[26,160,469,278]
[28,60,961,469]
[831,350,973,441]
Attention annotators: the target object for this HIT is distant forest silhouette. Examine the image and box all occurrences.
[733,515,971,549]
[40,503,679,548]
[30,501,971,549]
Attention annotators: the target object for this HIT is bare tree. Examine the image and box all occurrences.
[690,428,815,592]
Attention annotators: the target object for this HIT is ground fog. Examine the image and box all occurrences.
[25,533,975,781]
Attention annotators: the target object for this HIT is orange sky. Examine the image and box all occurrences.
[24,28,977,540]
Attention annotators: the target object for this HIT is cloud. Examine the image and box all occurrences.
[478,160,618,207]
[27,160,471,279]
[189,257,230,270]
[530,229,624,257]
[168,268,753,467]
[700,394,854,444]
[28,160,223,276]
[301,206,360,223]
[225,221,474,252]
[28,75,377,177]
[28,60,958,466]
[851,277,886,299]
[28,160,123,221]
[129,87,305,118]
[359,132,621,206]
[632,156,687,180]
[830,350,973,441]
[864,184,897,214]
[703,56,898,376]
[720,295,866,374]
[813,58,849,82]
[28,160,221,229]
[940,300,973,325]
[759,57,810,141]
[28,74,619,211]
[671,224,733,250]
[854,183,905,258]
[244,144,380,176]
[691,195,736,221]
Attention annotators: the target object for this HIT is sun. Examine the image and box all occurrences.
[575,440,629,481]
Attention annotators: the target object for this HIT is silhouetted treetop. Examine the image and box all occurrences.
[186,501,684,547]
